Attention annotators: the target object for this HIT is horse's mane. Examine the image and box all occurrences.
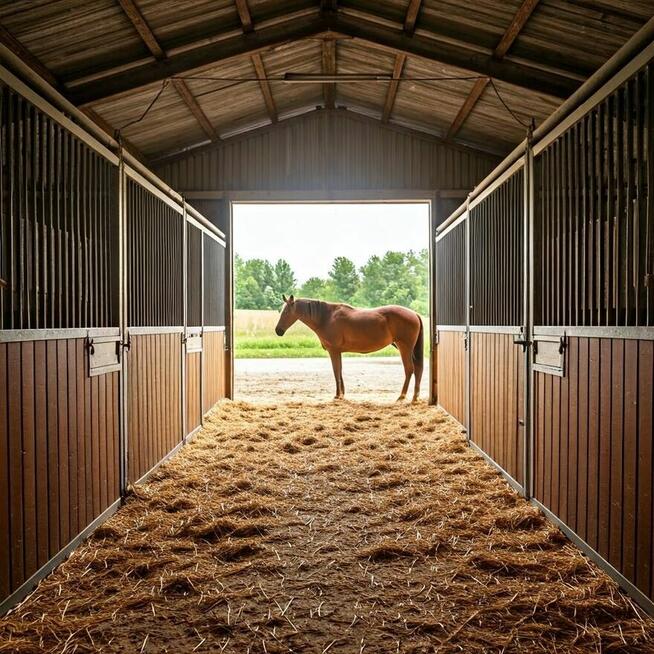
[299,298,346,324]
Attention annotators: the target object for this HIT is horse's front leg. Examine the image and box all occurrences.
[328,350,344,399]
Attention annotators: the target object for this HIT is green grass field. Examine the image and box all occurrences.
[235,309,429,359]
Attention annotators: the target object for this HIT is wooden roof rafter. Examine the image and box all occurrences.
[381,53,406,123]
[251,52,278,124]
[446,0,541,140]
[0,22,148,162]
[233,2,279,127]
[403,0,422,36]
[322,38,337,109]
[116,0,220,143]
[67,11,579,106]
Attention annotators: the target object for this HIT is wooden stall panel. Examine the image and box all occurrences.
[436,330,465,425]
[534,336,654,602]
[127,333,182,484]
[470,332,524,485]
[203,332,225,414]
[0,339,119,598]
[186,352,202,435]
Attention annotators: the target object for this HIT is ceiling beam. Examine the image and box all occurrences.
[235,0,254,33]
[69,11,576,106]
[403,0,422,36]
[493,0,541,59]
[251,52,278,123]
[69,17,329,105]
[117,0,165,59]
[0,24,59,88]
[445,0,540,140]
[381,53,405,122]
[117,0,219,141]
[446,77,489,140]
[322,38,336,109]
[171,78,220,140]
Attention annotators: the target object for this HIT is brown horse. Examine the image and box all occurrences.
[275,295,423,401]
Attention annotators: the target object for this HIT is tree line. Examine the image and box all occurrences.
[235,249,429,314]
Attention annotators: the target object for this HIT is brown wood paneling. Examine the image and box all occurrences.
[0,338,120,603]
[187,351,202,435]
[127,333,183,483]
[435,330,465,425]
[203,331,225,414]
[470,331,524,485]
[534,336,654,605]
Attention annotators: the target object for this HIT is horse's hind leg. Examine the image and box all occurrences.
[396,343,414,401]
[329,350,344,399]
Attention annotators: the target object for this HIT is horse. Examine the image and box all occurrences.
[275,295,424,401]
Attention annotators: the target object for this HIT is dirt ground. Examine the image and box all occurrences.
[1,398,654,653]
[236,357,406,402]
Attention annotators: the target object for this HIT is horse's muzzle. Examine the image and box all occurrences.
[275,327,285,336]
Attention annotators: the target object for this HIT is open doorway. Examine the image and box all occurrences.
[232,202,431,402]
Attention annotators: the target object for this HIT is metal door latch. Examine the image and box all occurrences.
[512,335,531,352]
[85,337,95,355]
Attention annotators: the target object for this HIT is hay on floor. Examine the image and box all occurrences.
[1,400,653,653]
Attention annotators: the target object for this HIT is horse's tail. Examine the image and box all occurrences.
[412,314,424,370]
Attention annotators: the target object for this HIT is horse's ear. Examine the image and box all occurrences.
[289,294,295,304]
[282,294,288,303]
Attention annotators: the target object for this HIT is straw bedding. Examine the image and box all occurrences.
[1,400,653,653]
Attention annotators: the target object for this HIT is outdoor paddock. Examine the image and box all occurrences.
[2,399,653,654]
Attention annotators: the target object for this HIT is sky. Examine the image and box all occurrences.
[233,203,429,284]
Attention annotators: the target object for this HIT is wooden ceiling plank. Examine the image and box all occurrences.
[235,0,254,33]
[251,52,278,123]
[493,0,540,59]
[446,0,541,140]
[117,0,219,141]
[0,21,150,161]
[322,39,336,109]
[117,0,165,59]
[171,78,220,140]
[0,24,59,88]
[69,17,329,105]
[446,77,489,140]
[404,0,422,36]
[382,53,406,123]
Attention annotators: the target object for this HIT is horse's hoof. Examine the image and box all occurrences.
[396,395,406,402]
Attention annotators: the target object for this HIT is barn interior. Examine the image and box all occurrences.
[1,0,654,651]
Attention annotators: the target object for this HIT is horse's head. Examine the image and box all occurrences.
[275,294,298,336]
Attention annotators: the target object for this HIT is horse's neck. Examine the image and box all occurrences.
[299,301,326,335]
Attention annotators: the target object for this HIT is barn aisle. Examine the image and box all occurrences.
[1,400,652,653]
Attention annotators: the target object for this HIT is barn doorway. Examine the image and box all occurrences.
[231,201,432,403]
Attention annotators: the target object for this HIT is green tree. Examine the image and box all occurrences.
[357,251,417,308]
[299,276,329,299]
[235,258,277,309]
[273,259,297,299]
[328,256,359,303]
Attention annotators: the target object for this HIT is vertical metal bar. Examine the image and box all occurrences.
[429,194,437,404]
[626,80,634,325]
[647,64,654,325]
[574,122,581,327]
[118,156,128,498]
[464,196,471,441]
[616,88,625,326]
[200,226,205,425]
[0,87,4,327]
[182,205,188,440]
[8,91,15,328]
[606,95,614,326]
[18,97,26,328]
[524,134,534,499]
[635,70,645,326]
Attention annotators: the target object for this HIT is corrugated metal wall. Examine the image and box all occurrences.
[155,110,499,193]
